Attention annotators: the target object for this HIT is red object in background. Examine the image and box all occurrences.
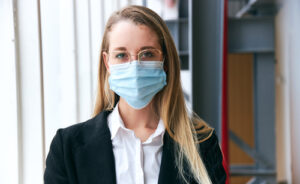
[165,0,176,8]
[222,0,229,183]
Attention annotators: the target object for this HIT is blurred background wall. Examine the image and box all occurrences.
[0,0,299,183]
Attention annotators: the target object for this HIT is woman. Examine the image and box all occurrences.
[44,5,226,184]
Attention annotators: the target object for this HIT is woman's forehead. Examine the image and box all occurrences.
[108,20,161,51]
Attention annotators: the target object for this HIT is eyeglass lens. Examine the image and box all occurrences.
[109,49,162,64]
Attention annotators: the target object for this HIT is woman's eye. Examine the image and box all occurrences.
[115,53,126,59]
[141,51,154,58]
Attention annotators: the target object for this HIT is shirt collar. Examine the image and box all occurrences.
[108,102,126,140]
[108,103,166,143]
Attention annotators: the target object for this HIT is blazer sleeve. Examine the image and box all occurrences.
[44,129,69,184]
[199,130,227,184]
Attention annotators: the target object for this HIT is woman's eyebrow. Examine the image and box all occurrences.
[140,46,157,50]
[112,47,127,51]
[112,46,159,51]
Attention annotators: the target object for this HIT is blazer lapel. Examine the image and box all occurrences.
[158,132,180,184]
[74,111,117,184]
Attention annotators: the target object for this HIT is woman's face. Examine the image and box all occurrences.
[103,20,162,71]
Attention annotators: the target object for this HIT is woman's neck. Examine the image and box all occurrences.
[118,98,159,130]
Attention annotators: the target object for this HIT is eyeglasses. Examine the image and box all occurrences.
[105,48,163,65]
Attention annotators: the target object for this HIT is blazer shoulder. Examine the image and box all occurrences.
[57,110,112,149]
[198,129,219,151]
[198,129,227,184]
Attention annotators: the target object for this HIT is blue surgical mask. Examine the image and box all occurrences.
[108,60,167,109]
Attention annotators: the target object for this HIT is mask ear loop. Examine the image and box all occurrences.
[162,55,167,72]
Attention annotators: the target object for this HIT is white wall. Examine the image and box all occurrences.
[275,0,300,183]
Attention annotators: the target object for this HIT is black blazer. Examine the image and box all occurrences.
[44,110,226,184]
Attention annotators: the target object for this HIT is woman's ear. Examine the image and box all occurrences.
[103,51,110,73]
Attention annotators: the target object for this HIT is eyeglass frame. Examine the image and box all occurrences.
[103,48,165,64]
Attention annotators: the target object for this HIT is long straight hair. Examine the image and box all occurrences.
[93,5,213,184]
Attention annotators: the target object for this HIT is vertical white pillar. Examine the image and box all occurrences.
[74,0,94,121]
[289,0,300,182]
[40,0,61,156]
[275,5,292,183]
[14,0,45,183]
[0,0,19,183]
[275,0,300,183]
[40,0,79,155]
[90,0,105,103]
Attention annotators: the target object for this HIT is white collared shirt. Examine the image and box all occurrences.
[107,103,166,184]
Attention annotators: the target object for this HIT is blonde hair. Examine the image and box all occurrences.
[93,5,213,184]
